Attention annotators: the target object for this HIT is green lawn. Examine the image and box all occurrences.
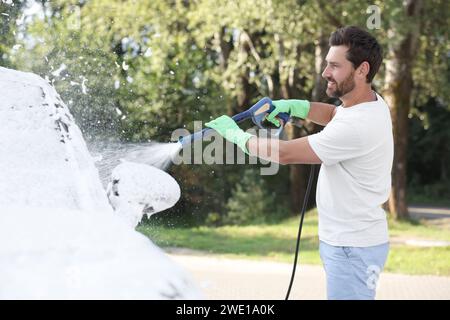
[137,208,450,276]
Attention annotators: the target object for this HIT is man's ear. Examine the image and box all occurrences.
[357,61,370,80]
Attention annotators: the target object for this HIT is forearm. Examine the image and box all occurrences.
[246,137,282,163]
[246,136,321,165]
[306,102,337,126]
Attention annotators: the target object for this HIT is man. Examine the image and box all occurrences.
[205,26,393,300]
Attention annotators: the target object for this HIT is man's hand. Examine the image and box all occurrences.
[205,115,253,154]
[267,99,310,127]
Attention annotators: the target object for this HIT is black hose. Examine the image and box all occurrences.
[285,164,316,300]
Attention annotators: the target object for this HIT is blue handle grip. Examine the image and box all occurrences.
[268,104,290,125]
[248,97,289,136]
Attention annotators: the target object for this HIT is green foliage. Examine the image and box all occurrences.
[225,169,283,225]
[407,96,450,205]
[2,0,448,225]
[0,0,24,68]
[412,0,449,106]
[204,212,222,227]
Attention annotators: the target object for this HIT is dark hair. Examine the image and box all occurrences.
[329,26,382,83]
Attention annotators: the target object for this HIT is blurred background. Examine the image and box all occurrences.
[1,0,448,227]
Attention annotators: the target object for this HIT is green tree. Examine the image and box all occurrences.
[6,0,448,224]
[225,169,279,225]
[0,0,24,68]
[381,0,449,219]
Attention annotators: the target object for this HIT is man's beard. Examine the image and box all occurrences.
[325,70,355,98]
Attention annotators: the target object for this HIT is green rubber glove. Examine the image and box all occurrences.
[266,99,310,127]
[205,115,253,154]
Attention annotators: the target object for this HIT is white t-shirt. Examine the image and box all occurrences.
[308,93,393,247]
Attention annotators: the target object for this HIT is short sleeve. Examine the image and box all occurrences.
[308,118,362,166]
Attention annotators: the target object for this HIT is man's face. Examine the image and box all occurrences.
[322,45,356,98]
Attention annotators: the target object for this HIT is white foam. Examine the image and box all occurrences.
[0,67,201,299]
[107,161,181,227]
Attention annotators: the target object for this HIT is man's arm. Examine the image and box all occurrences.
[246,136,322,165]
[245,101,336,164]
[306,102,337,126]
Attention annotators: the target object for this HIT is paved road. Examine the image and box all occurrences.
[408,206,450,229]
[168,253,450,300]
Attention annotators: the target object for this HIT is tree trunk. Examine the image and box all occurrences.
[383,0,422,220]
[235,31,258,113]
[273,35,306,214]
[214,28,235,116]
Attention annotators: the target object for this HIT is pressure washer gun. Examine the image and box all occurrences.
[178,97,290,147]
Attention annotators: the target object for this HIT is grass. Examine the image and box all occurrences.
[407,189,450,207]
[137,208,450,276]
[388,217,450,241]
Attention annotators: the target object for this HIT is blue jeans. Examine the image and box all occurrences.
[319,241,389,300]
